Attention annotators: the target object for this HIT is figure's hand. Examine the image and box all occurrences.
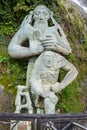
[30,40,44,55]
[39,34,58,51]
[51,82,62,93]
[29,28,44,54]
[41,91,49,98]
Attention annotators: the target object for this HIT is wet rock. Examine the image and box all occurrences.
[0,85,10,130]
[68,0,87,31]
[0,85,14,112]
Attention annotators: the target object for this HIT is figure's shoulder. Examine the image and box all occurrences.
[18,23,34,37]
[21,23,34,30]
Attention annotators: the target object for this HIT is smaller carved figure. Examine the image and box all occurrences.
[30,51,78,114]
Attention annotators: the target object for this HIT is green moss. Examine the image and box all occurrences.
[56,79,85,113]
[0,44,27,95]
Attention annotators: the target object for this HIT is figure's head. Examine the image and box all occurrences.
[42,51,54,67]
[33,5,53,24]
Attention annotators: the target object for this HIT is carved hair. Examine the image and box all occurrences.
[21,5,53,27]
[33,5,53,16]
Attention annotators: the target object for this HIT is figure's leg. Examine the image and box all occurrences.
[44,92,58,114]
[34,95,44,114]
[37,108,44,114]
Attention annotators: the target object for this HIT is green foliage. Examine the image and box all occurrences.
[14,2,30,12]
[0,56,9,63]
[57,80,85,113]
[0,0,15,23]
[82,32,87,50]
[0,20,19,35]
[0,44,27,95]
[0,25,14,35]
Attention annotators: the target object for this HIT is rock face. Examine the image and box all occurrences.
[69,0,87,31]
[0,85,11,130]
[0,85,13,112]
[79,0,87,6]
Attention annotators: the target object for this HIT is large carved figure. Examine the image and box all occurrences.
[8,5,78,114]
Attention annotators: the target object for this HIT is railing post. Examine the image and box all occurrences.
[36,116,41,130]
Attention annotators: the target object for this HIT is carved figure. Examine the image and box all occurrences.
[30,51,78,113]
[8,5,71,58]
[8,5,78,114]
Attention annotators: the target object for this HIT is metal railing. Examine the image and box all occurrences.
[0,113,87,130]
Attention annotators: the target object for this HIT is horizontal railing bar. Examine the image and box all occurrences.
[0,113,87,121]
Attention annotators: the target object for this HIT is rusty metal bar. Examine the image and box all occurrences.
[72,122,87,130]
[62,122,72,130]
[0,113,87,121]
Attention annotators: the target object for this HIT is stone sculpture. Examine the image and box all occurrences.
[8,5,78,115]
[30,51,78,114]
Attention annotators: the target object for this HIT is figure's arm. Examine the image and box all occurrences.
[51,57,78,93]
[60,57,78,88]
[8,24,43,58]
[51,16,72,55]
[54,26,72,55]
[52,37,72,55]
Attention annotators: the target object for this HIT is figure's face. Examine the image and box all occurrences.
[42,51,54,67]
[33,6,50,24]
